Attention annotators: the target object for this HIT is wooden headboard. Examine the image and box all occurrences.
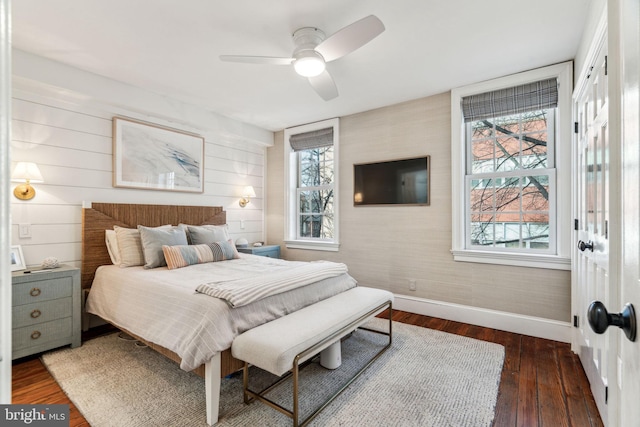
[81,203,226,289]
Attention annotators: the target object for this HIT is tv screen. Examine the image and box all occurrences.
[354,156,430,206]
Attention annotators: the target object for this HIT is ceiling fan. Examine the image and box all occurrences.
[219,15,385,101]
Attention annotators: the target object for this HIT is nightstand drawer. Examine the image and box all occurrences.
[13,317,73,352]
[237,245,281,258]
[257,247,280,258]
[12,276,73,306]
[12,297,73,328]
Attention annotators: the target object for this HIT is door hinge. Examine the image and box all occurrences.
[605,56,608,76]
[605,386,609,404]
[574,122,579,134]
[573,315,579,327]
[605,220,609,239]
[574,218,579,231]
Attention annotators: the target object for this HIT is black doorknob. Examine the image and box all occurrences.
[587,301,637,342]
[577,240,594,252]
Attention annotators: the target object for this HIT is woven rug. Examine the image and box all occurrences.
[41,318,504,426]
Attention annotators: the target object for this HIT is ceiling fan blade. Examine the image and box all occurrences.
[219,55,293,65]
[308,70,338,101]
[315,15,385,62]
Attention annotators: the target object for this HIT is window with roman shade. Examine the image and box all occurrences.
[450,62,572,270]
[284,118,340,251]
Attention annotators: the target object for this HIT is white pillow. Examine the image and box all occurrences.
[105,230,121,266]
[114,224,173,268]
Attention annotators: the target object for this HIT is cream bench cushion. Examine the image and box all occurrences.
[231,286,393,376]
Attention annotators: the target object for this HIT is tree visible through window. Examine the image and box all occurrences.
[297,146,334,239]
[285,118,339,250]
[468,109,554,250]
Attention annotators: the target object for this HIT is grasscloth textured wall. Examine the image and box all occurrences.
[266,93,570,322]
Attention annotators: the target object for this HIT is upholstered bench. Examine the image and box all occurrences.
[231,286,393,427]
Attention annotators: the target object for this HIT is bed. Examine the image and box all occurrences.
[81,202,357,425]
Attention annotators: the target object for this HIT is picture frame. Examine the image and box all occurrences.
[10,245,26,272]
[113,117,205,193]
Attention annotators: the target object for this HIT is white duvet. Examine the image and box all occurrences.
[85,254,357,371]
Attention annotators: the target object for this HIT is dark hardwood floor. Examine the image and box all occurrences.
[11,310,603,426]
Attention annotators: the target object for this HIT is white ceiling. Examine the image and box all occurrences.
[11,0,590,132]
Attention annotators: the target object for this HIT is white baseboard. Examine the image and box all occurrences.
[393,294,571,343]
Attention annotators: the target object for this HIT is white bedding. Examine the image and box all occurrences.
[196,260,348,307]
[85,254,357,371]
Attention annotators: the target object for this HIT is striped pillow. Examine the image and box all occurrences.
[162,240,239,270]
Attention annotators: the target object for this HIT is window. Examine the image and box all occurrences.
[284,118,339,251]
[468,109,555,251]
[451,62,572,269]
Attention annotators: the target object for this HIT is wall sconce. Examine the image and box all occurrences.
[239,185,256,208]
[12,162,44,200]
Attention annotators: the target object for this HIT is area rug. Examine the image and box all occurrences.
[41,318,504,426]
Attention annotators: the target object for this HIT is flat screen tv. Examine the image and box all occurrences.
[353,156,430,206]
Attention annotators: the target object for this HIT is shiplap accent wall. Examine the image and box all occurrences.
[267,93,571,324]
[10,55,268,270]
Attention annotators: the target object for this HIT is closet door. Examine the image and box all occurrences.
[573,30,611,423]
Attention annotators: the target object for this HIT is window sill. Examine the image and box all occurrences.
[284,240,340,252]
[451,249,571,270]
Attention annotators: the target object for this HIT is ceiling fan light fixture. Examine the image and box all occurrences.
[220,16,384,100]
[293,51,326,77]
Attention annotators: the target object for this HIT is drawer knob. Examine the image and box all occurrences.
[31,330,41,340]
[30,309,41,319]
[29,287,41,297]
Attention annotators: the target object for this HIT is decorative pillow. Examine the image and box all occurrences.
[114,226,146,268]
[105,230,121,266]
[114,224,173,268]
[138,225,189,269]
[182,224,230,245]
[163,240,239,270]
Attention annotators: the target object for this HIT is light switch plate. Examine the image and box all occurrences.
[18,223,31,238]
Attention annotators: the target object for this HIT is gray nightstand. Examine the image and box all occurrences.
[11,265,81,359]
[237,245,281,259]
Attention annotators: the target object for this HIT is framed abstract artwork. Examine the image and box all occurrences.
[113,117,205,193]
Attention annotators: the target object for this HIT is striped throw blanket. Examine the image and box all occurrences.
[196,261,348,308]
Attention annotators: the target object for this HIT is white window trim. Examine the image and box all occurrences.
[284,118,340,251]
[450,62,572,270]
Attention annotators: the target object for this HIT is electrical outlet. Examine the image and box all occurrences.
[408,279,416,291]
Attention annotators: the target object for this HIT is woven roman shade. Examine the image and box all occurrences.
[461,78,558,122]
[289,127,333,152]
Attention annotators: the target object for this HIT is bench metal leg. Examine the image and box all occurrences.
[241,301,393,427]
[293,363,300,427]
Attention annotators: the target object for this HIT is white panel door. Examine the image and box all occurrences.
[573,33,611,422]
[618,0,640,423]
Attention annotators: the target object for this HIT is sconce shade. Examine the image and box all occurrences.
[12,162,44,200]
[12,162,44,183]
[243,186,257,198]
[239,185,256,208]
